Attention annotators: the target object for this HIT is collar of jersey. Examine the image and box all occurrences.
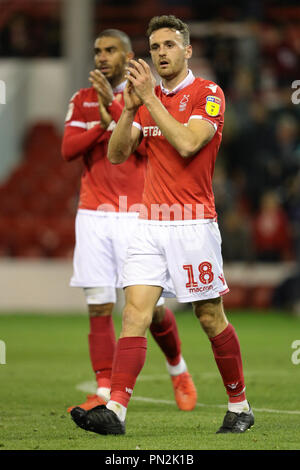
[160,69,195,96]
[113,80,127,94]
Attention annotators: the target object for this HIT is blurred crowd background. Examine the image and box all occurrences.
[0,0,299,310]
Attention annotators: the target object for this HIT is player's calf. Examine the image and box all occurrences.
[121,303,153,337]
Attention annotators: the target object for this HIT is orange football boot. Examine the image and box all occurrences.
[171,371,197,411]
[67,394,107,413]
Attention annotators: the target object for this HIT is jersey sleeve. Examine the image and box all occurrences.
[64,91,87,129]
[108,98,124,123]
[132,107,142,132]
[62,90,105,161]
[189,82,225,132]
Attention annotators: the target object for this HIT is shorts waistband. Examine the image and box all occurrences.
[137,218,217,226]
[77,209,139,218]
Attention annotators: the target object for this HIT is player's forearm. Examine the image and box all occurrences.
[108,109,136,164]
[61,125,105,161]
[144,95,206,158]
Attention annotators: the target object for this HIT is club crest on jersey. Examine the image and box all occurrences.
[205,96,221,117]
[179,94,190,112]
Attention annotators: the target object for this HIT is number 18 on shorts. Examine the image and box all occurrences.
[122,221,229,303]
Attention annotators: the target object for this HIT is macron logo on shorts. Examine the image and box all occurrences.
[125,387,133,395]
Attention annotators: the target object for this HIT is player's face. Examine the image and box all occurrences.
[94,36,130,83]
[149,28,192,80]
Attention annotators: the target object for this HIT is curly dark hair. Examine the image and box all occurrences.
[146,15,190,46]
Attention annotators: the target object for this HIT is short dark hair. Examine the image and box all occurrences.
[146,15,190,46]
[96,29,132,52]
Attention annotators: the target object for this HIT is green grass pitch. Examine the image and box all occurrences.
[0,309,300,450]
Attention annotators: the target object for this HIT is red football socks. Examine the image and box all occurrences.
[209,323,246,403]
[110,337,147,407]
[88,315,116,389]
[149,308,181,366]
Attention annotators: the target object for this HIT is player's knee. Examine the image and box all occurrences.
[193,297,221,317]
[88,303,114,317]
[193,297,222,335]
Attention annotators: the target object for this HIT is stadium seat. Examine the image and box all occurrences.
[250,286,274,310]
[0,121,80,258]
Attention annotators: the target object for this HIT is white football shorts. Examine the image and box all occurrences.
[70,209,165,305]
[122,219,229,303]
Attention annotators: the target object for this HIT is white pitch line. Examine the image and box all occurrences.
[76,381,300,416]
[77,369,297,383]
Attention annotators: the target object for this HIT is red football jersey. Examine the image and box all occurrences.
[133,71,225,220]
[63,84,146,212]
